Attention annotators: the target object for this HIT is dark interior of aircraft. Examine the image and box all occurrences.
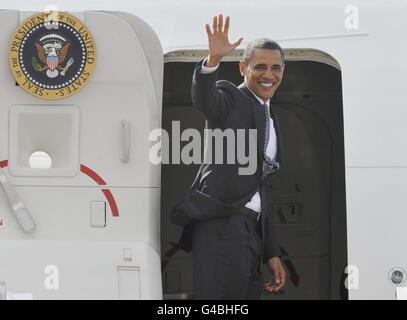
[160,58,348,300]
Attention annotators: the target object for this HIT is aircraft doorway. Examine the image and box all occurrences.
[160,49,348,300]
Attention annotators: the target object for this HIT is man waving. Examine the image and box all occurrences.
[186,14,287,299]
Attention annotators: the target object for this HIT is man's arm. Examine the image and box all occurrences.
[191,14,243,123]
[200,58,219,73]
[263,221,282,261]
[263,204,286,292]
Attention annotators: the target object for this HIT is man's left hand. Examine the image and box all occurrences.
[265,257,286,292]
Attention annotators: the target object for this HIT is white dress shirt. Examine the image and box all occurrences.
[200,58,278,213]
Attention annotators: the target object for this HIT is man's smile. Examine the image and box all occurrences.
[259,81,275,88]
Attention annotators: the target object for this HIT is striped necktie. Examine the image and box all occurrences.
[262,103,279,179]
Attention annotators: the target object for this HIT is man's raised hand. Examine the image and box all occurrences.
[205,14,243,67]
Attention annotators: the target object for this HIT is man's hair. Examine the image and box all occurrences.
[242,38,285,65]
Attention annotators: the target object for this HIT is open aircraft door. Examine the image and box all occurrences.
[0,10,163,299]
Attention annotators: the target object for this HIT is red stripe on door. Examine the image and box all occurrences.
[80,164,119,217]
[0,160,119,217]
[0,160,8,168]
[102,189,119,217]
[80,164,107,185]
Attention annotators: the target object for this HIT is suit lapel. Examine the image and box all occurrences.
[238,83,266,163]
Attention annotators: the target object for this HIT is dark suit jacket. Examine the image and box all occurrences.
[175,59,282,262]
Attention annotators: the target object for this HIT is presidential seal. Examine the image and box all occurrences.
[9,11,96,99]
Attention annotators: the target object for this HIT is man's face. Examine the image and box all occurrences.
[239,48,285,102]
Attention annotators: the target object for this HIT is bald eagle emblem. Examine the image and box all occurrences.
[32,34,74,78]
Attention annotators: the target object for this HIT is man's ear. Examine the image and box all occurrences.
[239,61,246,77]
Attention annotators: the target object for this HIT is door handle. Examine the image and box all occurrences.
[121,119,131,163]
[0,168,36,233]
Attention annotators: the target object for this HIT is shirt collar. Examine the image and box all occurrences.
[246,86,270,107]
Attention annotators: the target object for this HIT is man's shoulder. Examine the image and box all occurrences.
[216,80,253,103]
[216,80,240,92]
